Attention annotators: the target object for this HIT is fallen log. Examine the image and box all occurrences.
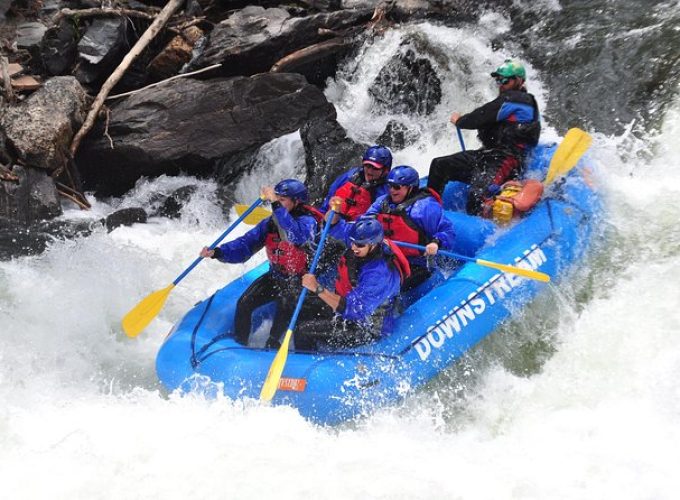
[270,38,349,73]
[69,0,184,159]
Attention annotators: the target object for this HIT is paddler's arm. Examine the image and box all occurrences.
[302,273,342,311]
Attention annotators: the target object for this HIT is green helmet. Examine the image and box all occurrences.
[490,59,526,80]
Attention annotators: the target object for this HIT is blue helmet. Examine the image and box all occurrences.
[274,179,308,202]
[387,165,419,187]
[349,216,384,246]
[362,145,392,170]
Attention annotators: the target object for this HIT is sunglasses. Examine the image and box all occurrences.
[351,241,369,248]
[495,76,515,85]
[388,183,407,190]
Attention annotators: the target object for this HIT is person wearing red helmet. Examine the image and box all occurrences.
[319,145,393,221]
[200,179,322,348]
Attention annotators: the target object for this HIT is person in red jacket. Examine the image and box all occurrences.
[200,179,321,348]
[319,145,393,221]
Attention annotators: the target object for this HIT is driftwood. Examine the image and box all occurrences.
[1,56,15,103]
[69,0,184,159]
[53,7,183,36]
[53,7,160,24]
[270,38,348,73]
[106,63,221,100]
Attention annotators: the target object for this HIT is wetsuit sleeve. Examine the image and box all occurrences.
[363,195,385,217]
[272,204,316,245]
[337,260,400,322]
[214,219,267,263]
[456,96,504,130]
[409,198,456,250]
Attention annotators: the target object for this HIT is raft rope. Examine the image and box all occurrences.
[190,293,216,369]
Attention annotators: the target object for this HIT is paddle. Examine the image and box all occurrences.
[260,209,336,402]
[121,197,265,338]
[393,241,550,282]
[544,128,592,186]
[456,126,466,152]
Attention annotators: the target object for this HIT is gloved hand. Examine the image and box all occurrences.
[487,184,501,196]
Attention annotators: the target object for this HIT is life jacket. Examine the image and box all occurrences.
[334,170,386,221]
[376,188,441,258]
[482,179,544,225]
[335,241,410,297]
[478,89,541,153]
[264,204,324,275]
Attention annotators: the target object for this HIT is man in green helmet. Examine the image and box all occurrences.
[427,59,541,215]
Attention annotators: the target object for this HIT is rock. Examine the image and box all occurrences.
[10,75,41,91]
[376,119,419,149]
[147,26,204,81]
[0,76,88,173]
[105,207,147,230]
[16,21,47,49]
[190,6,373,77]
[41,20,79,76]
[75,18,129,85]
[300,116,366,203]
[0,216,97,260]
[76,72,336,196]
[0,166,61,225]
[368,46,441,115]
[158,185,197,218]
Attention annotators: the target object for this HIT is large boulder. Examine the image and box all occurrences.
[368,45,441,116]
[190,6,373,76]
[300,116,366,204]
[0,76,88,173]
[0,166,61,225]
[76,72,337,196]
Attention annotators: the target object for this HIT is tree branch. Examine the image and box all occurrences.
[69,0,185,159]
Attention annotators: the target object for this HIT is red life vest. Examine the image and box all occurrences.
[376,189,441,258]
[335,241,410,296]
[264,204,323,276]
[334,171,385,221]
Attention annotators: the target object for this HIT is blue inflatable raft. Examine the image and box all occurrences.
[156,142,601,425]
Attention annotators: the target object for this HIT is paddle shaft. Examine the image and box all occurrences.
[285,209,336,331]
[173,197,264,286]
[392,241,549,282]
[456,126,466,151]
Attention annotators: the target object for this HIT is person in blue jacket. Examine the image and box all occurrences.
[200,179,321,348]
[319,145,393,221]
[363,165,456,291]
[427,59,541,214]
[297,216,408,350]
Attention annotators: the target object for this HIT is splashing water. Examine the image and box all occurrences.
[1,17,679,500]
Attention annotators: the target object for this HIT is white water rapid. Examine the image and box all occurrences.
[1,18,679,500]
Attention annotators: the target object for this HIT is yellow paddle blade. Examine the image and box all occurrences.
[476,259,550,282]
[260,329,293,401]
[234,204,272,225]
[544,128,593,186]
[122,284,175,338]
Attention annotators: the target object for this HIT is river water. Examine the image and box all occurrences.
[1,4,679,499]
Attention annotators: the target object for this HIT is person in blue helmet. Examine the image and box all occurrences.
[296,216,409,350]
[365,165,456,291]
[427,59,541,214]
[200,179,322,348]
[319,145,393,221]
